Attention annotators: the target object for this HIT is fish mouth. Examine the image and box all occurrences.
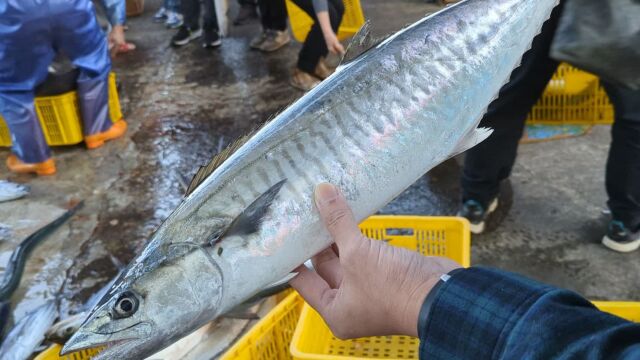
[61,322,152,356]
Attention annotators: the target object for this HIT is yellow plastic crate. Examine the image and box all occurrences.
[286,0,365,42]
[594,301,640,322]
[34,344,103,360]
[0,72,122,147]
[527,63,614,125]
[221,291,305,360]
[359,216,470,267]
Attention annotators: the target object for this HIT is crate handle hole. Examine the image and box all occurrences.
[385,228,414,236]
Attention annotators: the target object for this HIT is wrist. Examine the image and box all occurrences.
[399,274,441,337]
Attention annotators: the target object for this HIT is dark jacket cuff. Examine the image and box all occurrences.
[418,266,552,359]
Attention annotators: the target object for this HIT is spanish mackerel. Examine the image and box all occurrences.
[63,0,559,358]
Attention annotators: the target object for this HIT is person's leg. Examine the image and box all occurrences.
[172,0,202,45]
[54,1,114,137]
[164,0,184,29]
[460,3,564,208]
[0,91,52,163]
[202,0,222,48]
[267,0,288,32]
[167,0,180,12]
[258,0,270,30]
[181,0,200,30]
[234,0,258,25]
[202,0,220,32]
[601,82,640,251]
[257,0,290,52]
[0,1,56,173]
[291,0,343,74]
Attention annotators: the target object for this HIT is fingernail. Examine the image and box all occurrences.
[315,183,339,207]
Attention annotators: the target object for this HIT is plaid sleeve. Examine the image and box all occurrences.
[419,266,640,359]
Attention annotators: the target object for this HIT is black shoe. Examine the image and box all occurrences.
[172,26,202,47]
[602,220,640,253]
[457,198,498,234]
[202,29,222,48]
[233,4,258,25]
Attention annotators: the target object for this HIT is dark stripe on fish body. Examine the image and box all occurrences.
[244,179,259,198]
[257,167,272,188]
[296,140,331,179]
[282,148,315,187]
[332,111,369,153]
[313,127,341,159]
[312,126,350,170]
[272,158,288,181]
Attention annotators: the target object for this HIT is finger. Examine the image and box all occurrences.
[312,247,343,288]
[336,43,346,56]
[290,265,337,317]
[315,183,363,252]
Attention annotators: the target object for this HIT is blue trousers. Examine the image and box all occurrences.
[0,0,113,163]
[165,0,180,12]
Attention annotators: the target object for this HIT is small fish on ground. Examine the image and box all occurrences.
[0,181,29,203]
[0,201,83,302]
[0,301,58,360]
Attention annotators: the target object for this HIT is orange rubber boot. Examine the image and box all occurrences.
[6,154,57,176]
[85,120,128,150]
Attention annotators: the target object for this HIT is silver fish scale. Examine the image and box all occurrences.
[65,1,561,359]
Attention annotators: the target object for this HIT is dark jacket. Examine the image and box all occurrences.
[419,267,640,359]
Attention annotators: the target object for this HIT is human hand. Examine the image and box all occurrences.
[324,31,345,56]
[109,25,136,57]
[290,183,461,338]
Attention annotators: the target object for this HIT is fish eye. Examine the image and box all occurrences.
[112,291,139,319]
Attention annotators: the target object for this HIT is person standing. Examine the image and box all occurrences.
[457,1,640,252]
[98,0,137,55]
[288,0,345,90]
[234,0,259,25]
[171,0,222,48]
[251,0,292,53]
[0,0,127,176]
[153,0,184,29]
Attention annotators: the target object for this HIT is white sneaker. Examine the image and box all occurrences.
[153,7,167,22]
[165,12,184,29]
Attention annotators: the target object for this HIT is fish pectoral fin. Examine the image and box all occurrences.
[339,20,386,68]
[221,311,260,320]
[451,127,493,157]
[214,180,288,243]
[266,272,298,289]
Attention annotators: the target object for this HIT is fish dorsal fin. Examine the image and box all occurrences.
[212,179,288,245]
[339,20,383,67]
[185,134,253,196]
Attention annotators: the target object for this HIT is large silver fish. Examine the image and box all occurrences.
[63,0,559,358]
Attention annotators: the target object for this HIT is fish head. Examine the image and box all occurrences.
[62,228,225,359]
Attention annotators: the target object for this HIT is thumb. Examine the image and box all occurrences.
[315,183,362,251]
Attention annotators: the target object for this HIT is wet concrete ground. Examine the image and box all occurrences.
[0,0,638,346]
